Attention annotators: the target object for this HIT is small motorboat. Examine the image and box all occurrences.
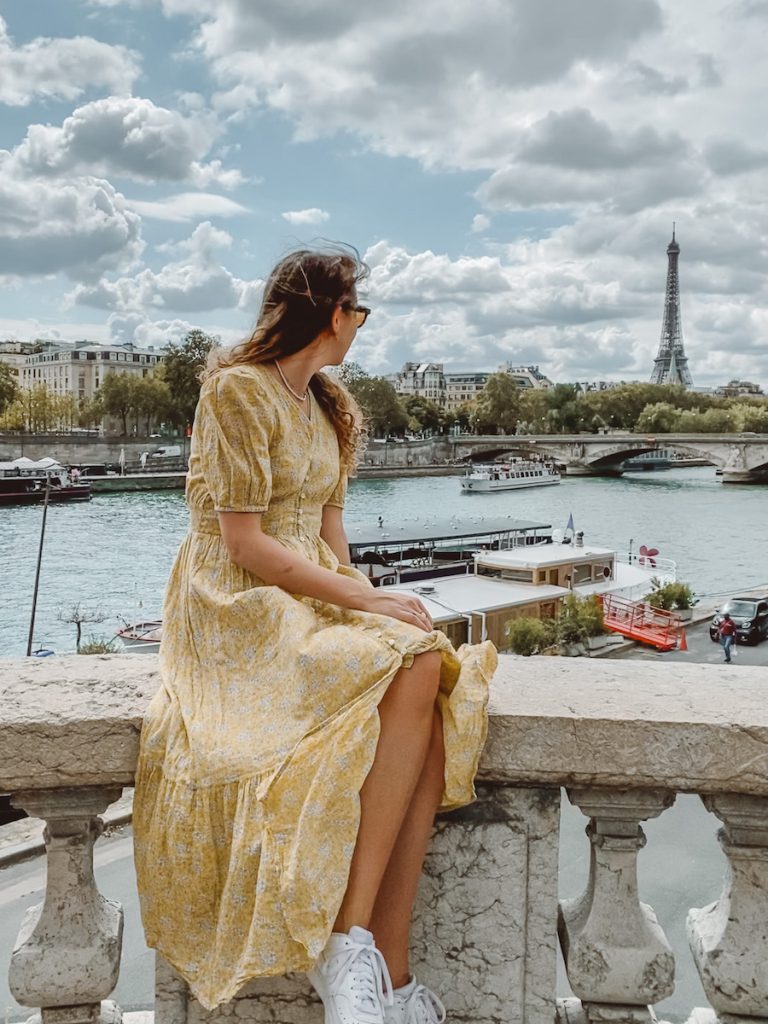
[0,458,91,505]
[116,619,163,654]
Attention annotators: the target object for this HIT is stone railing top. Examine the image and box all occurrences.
[1,654,767,795]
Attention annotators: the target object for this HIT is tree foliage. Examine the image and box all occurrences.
[162,329,218,428]
[0,384,78,432]
[402,394,444,434]
[0,363,18,416]
[98,372,135,436]
[474,373,522,434]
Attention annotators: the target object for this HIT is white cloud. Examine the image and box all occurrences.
[0,15,140,106]
[9,96,242,188]
[281,208,330,225]
[126,192,249,222]
[0,157,143,280]
[106,312,242,348]
[71,221,262,314]
[471,214,490,234]
[355,231,768,386]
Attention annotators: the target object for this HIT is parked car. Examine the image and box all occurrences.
[710,596,768,644]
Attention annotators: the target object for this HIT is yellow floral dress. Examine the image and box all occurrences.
[133,363,497,1010]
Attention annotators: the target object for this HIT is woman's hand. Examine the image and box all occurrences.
[356,589,434,633]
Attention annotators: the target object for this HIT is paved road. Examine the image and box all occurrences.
[610,615,768,667]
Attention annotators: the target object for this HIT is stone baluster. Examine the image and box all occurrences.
[688,793,768,1023]
[558,788,676,1024]
[9,786,124,1024]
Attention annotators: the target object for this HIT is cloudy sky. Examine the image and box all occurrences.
[1,0,767,386]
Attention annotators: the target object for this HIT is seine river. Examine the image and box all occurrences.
[3,465,767,656]
[2,465,768,1018]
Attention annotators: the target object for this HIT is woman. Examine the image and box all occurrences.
[133,247,497,1024]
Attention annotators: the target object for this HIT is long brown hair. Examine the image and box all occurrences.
[206,247,369,474]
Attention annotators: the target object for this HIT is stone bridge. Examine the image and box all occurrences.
[364,433,768,483]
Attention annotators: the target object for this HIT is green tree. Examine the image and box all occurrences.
[636,402,681,433]
[543,384,583,433]
[517,390,550,433]
[351,377,408,437]
[338,361,370,388]
[99,372,135,435]
[451,402,475,432]
[78,395,104,430]
[402,394,444,435]
[475,373,522,434]
[0,363,18,416]
[162,329,218,429]
[133,373,173,435]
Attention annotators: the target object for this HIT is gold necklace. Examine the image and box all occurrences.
[275,359,308,402]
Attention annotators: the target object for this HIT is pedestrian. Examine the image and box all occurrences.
[133,247,496,1024]
[718,612,737,663]
[140,451,148,471]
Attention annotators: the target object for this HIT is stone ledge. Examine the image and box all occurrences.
[1,655,767,795]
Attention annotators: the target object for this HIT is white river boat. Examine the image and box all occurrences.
[460,460,561,492]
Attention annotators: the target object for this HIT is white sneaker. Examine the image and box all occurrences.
[383,976,446,1024]
[308,925,393,1024]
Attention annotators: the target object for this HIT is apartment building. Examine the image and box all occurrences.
[0,341,41,381]
[20,342,162,401]
[386,360,554,411]
[443,372,490,410]
[497,363,554,390]
[386,362,446,405]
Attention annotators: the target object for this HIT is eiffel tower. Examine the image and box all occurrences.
[650,225,693,387]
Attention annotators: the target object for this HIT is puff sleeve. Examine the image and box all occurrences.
[195,369,273,512]
[324,470,348,509]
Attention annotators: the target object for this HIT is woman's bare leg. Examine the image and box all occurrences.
[369,710,445,987]
[333,651,442,933]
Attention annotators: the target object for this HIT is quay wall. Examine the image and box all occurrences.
[0,433,454,468]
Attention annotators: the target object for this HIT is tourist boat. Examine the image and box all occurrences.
[115,520,676,655]
[379,530,677,650]
[0,458,92,506]
[115,619,163,654]
[349,516,553,586]
[460,460,560,492]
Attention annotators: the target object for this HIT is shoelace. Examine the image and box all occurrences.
[402,983,446,1024]
[329,941,394,1015]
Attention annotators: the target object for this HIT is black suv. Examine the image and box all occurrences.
[710,596,768,645]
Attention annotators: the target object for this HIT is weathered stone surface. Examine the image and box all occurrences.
[410,784,560,1024]
[3,655,768,795]
[483,657,768,795]
[559,789,675,1016]
[9,788,124,1020]
[0,656,158,790]
[162,785,560,1024]
[688,794,768,1020]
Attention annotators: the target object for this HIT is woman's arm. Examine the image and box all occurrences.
[320,504,350,565]
[218,511,433,631]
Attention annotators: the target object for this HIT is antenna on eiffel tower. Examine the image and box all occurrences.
[650,225,693,387]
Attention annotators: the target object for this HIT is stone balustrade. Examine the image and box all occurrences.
[2,655,768,1024]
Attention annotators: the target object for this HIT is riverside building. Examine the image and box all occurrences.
[387,361,553,410]
[17,342,163,401]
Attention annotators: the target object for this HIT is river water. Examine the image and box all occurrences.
[3,466,767,655]
[3,466,768,1018]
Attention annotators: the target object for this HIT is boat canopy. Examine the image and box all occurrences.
[348,516,551,550]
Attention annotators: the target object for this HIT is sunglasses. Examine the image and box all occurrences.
[341,302,371,327]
